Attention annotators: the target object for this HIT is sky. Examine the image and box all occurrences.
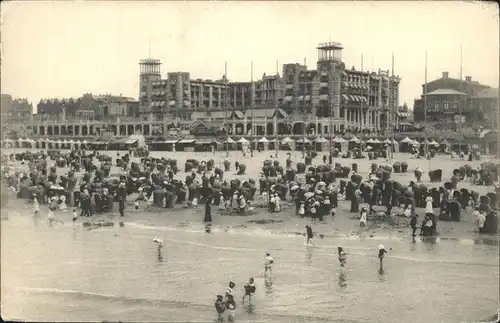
[1,1,499,113]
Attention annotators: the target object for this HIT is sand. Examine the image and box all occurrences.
[2,148,498,242]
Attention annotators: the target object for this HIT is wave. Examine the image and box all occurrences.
[5,286,357,323]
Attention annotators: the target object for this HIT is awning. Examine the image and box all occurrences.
[237,137,249,143]
[366,138,375,143]
[315,137,328,143]
[164,140,179,144]
[342,94,349,101]
[296,138,311,143]
[349,136,360,143]
[178,139,195,144]
[281,136,294,143]
[342,82,349,87]
[226,137,235,144]
[333,136,347,143]
[284,96,293,102]
[125,139,137,144]
[349,95,356,101]
[258,137,269,143]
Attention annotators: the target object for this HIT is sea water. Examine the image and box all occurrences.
[1,211,499,323]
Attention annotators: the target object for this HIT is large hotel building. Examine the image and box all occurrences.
[29,42,401,138]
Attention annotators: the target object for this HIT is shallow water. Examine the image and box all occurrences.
[1,210,499,323]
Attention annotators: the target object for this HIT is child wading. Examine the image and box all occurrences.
[378,244,389,265]
[225,282,236,321]
[242,278,256,304]
[214,295,225,321]
[338,247,347,267]
[264,253,274,277]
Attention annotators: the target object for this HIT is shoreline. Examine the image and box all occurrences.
[4,189,498,245]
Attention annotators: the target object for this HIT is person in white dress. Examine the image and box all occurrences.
[274,194,281,212]
[59,195,67,211]
[359,207,367,227]
[425,196,434,216]
[32,194,40,216]
[264,253,274,277]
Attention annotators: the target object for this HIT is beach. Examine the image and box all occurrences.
[1,149,499,322]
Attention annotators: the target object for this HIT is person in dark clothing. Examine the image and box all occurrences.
[80,193,92,217]
[214,295,225,320]
[118,198,125,217]
[204,200,212,222]
[410,214,418,237]
[378,245,389,265]
[305,225,315,246]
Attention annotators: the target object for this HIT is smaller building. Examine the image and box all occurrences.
[413,71,495,131]
[471,88,499,130]
[1,94,33,125]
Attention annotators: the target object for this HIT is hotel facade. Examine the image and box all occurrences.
[28,42,401,139]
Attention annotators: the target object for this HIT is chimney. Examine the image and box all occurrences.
[465,76,471,82]
[442,71,449,79]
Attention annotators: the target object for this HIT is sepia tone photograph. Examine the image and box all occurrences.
[0,1,499,322]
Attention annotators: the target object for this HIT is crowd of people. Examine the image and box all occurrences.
[1,144,499,321]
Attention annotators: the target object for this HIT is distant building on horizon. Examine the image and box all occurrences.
[36,93,139,122]
[1,94,33,125]
[413,71,497,130]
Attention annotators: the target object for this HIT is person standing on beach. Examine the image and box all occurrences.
[32,194,39,216]
[264,253,274,277]
[338,247,347,267]
[305,225,315,246]
[410,214,418,237]
[204,199,212,222]
[378,245,390,265]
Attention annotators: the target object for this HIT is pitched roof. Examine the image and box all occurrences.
[244,109,275,118]
[426,89,467,96]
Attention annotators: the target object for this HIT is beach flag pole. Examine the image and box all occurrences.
[424,50,431,171]
[458,45,463,156]
[302,58,307,159]
[250,61,254,158]
[224,62,229,159]
[275,60,279,159]
[389,52,398,163]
